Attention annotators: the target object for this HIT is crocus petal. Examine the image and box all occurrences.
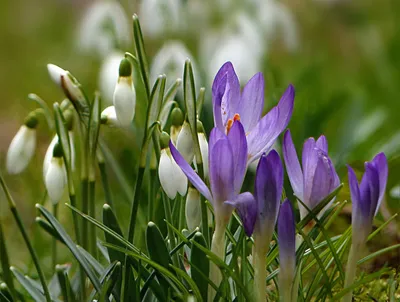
[212,62,240,130]
[347,166,360,209]
[316,135,328,153]
[246,107,278,163]
[237,72,264,132]
[209,138,235,205]
[365,163,380,219]
[308,152,334,210]
[225,192,257,237]
[209,127,226,152]
[278,199,296,280]
[170,141,212,202]
[227,121,247,194]
[283,130,303,200]
[275,84,295,131]
[254,150,283,237]
[301,139,317,204]
[370,153,388,216]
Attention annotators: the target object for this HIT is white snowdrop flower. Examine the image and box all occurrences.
[47,64,84,102]
[100,106,120,127]
[185,187,201,231]
[113,58,136,127]
[43,135,58,180]
[176,122,194,164]
[99,51,124,105]
[158,132,188,199]
[198,132,209,179]
[139,0,181,38]
[77,0,130,58]
[6,115,38,175]
[45,143,66,204]
[151,41,199,89]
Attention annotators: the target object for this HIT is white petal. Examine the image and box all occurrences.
[69,131,76,171]
[198,133,209,179]
[176,122,194,164]
[101,106,120,127]
[113,79,136,127]
[99,52,124,105]
[185,187,201,231]
[43,135,58,180]
[172,156,188,197]
[47,64,66,86]
[159,149,178,199]
[6,126,36,175]
[45,158,66,204]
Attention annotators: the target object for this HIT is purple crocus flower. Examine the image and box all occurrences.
[347,153,388,243]
[283,129,340,220]
[170,119,255,227]
[278,199,296,301]
[212,62,294,164]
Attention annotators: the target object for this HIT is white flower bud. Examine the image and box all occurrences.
[47,64,84,102]
[185,187,201,231]
[176,122,194,164]
[6,125,36,175]
[159,148,188,199]
[198,132,209,179]
[101,106,120,127]
[47,64,67,86]
[43,134,75,180]
[45,157,66,204]
[113,59,136,127]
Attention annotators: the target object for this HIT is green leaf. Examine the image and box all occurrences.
[159,100,178,130]
[99,262,121,302]
[102,204,125,264]
[10,267,46,302]
[147,75,166,130]
[36,204,102,293]
[0,284,13,302]
[53,103,71,169]
[196,87,205,117]
[169,264,202,302]
[164,79,182,103]
[56,264,75,302]
[190,232,209,301]
[132,14,150,100]
[35,217,64,244]
[88,93,101,173]
[0,223,16,301]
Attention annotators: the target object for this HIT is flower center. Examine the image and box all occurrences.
[226,113,241,134]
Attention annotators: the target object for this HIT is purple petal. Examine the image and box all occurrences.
[227,121,248,194]
[169,141,212,202]
[236,72,264,132]
[254,150,283,236]
[209,138,235,205]
[316,135,328,153]
[283,130,304,200]
[225,192,257,237]
[209,127,226,151]
[347,166,360,207]
[246,85,295,163]
[365,162,380,219]
[278,199,296,275]
[212,62,240,130]
[246,107,278,163]
[308,153,334,210]
[370,153,388,216]
[301,138,317,204]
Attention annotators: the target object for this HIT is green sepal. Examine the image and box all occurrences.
[190,232,209,301]
[119,58,132,77]
[23,112,39,129]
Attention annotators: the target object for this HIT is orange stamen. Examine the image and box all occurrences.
[233,113,240,121]
[226,119,234,134]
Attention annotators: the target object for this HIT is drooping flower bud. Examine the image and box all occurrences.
[99,51,124,105]
[100,106,120,127]
[45,142,66,204]
[170,107,184,145]
[176,121,194,164]
[6,113,38,174]
[158,132,188,199]
[113,58,136,127]
[185,187,201,231]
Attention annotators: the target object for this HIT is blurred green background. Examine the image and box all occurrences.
[0,0,399,285]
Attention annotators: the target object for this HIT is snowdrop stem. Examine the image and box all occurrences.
[343,242,362,302]
[88,180,97,258]
[97,151,114,208]
[208,219,227,301]
[178,194,185,231]
[0,174,52,302]
[52,203,59,271]
[81,177,89,250]
[196,163,209,244]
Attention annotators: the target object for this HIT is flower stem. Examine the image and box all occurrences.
[52,203,59,271]
[0,175,52,302]
[98,157,114,209]
[88,180,97,258]
[253,246,267,302]
[81,177,89,250]
[208,220,226,301]
[343,243,361,302]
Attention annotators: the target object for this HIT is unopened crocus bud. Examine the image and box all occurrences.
[176,121,194,164]
[113,58,136,127]
[45,142,66,204]
[101,106,120,127]
[185,187,201,231]
[159,132,188,199]
[278,199,296,302]
[170,107,184,145]
[6,113,38,174]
